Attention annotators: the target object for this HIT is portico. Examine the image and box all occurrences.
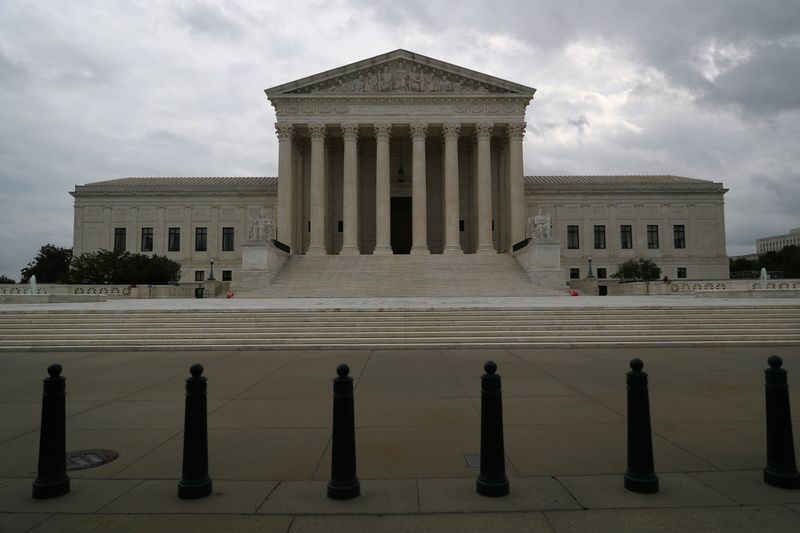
[265,50,535,256]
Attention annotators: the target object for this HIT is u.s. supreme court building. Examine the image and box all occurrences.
[71,50,729,292]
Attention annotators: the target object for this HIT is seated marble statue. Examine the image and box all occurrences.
[248,210,273,241]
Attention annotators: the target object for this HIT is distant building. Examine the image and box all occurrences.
[757,228,800,254]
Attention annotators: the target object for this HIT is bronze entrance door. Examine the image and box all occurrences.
[390,197,412,254]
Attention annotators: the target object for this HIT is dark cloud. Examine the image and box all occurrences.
[566,115,589,135]
[175,2,243,39]
[701,42,800,116]
[0,44,26,89]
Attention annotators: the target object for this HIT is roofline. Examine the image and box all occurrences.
[264,49,536,97]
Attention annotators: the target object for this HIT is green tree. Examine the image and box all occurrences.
[611,258,662,281]
[20,245,72,283]
[0,275,15,284]
[69,250,181,285]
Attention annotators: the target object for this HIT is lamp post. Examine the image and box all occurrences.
[587,257,595,279]
[208,259,215,281]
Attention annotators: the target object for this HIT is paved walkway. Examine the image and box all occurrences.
[2,344,800,531]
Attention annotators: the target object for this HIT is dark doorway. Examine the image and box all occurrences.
[390,197,412,254]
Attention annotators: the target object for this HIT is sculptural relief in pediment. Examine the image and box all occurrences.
[287,59,515,95]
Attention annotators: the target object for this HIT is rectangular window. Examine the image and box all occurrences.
[194,270,204,282]
[168,228,180,252]
[647,225,659,249]
[677,267,687,279]
[222,270,232,281]
[114,228,126,252]
[141,227,153,252]
[195,227,207,252]
[597,267,607,279]
[569,268,580,279]
[567,225,580,249]
[593,225,606,249]
[459,220,465,232]
[337,221,343,233]
[673,225,686,249]
[620,225,633,249]
[222,227,235,252]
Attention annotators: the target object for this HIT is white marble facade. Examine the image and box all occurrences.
[71,50,730,282]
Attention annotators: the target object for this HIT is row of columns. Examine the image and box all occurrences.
[275,121,527,255]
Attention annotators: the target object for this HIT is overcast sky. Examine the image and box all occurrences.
[1,0,799,280]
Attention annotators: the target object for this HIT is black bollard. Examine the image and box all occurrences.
[476,361,510,497]
[624,358,659,493]
[32,364,70,499]
[327,363,360,500]
[178,364,212,499]
[763,355,800,489]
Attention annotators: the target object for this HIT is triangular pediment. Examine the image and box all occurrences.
[265,49,535,97]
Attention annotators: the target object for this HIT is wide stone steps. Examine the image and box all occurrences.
[1,306,798,350]
[242,253,562,297]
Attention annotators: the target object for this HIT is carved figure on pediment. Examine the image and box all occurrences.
[438,75,452,92]
[365,70,378,92]
[424,71,436,92]
[394,62,408,91]
[352,75,364,92]
[380,65,393,92]
[408,65,421,92]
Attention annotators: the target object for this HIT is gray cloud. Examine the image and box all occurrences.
[701,42,800,116]
[174,2,244,39]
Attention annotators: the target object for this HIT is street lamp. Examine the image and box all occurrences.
[587,257,595,279]
[208,259,215,281]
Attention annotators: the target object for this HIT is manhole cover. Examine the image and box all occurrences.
[65,449,119,471]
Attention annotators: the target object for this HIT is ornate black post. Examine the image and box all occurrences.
[763,355,800,489]
[32,364,70,499]
[178,364,212,499]
[477,361,510,497]
[624,358,659,493]
[328,363,360,499]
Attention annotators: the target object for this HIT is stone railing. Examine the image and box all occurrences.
[602,279,800,296]
[669,279,800,293]
[0,285,48,295]
[1,284,132,298]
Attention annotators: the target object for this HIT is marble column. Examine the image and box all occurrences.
[507,122,526,247]
[275,123,295,249]
[475,122,495,254]
[307,123,327,255]
[373,123,392,255]
[442,122,462,254]
[410,122,429,254]
[340,124,360,255]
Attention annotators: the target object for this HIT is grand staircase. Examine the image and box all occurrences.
[1,305,798,351]
[242,254,561,297]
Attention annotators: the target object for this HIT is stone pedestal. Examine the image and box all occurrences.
[230,240,289,294]
[513,239,565,291]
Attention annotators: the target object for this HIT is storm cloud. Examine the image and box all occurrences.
[1,0,798,279]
